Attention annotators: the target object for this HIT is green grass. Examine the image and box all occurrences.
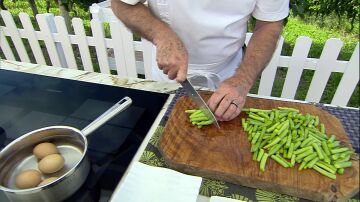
[1,1,359,107]
[281,16,359,107]
[249,14,359,107]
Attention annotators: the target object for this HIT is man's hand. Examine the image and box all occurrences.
[208,20,284,122]
[207,78,247,121]
[154,33,188,82]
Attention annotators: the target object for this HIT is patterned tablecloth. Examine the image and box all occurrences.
[139,89,360,202]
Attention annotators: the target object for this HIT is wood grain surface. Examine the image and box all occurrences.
[159,93,359,202]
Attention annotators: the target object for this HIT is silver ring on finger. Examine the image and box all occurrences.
[230,101,239,108]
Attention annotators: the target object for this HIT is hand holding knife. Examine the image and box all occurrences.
[180,79,220,129]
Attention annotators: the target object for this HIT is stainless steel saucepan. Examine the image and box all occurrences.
[0,96,132,202]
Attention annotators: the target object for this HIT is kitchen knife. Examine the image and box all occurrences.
[180,79,220,129]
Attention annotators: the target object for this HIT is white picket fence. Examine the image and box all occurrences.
[0,10,359,107]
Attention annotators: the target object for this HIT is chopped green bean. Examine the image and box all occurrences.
[313,165,336,180]
[290,154,296,166]
[303,153,318,162]
[260,153,269,172]
[331,147,349,154]
[307,157,319,168]
[295,149,314,162]
[287,143,294,159]
[257,149,265,162]
[312,143,325,160]
[320,123,325,134]
[321,141,331,156]
[334,161,352,169]
[271,155,289,168]
[315,162,337,174]
[264,137,281,149]
[268,144,283,156]
[249,113,265,122]
[337,168,344,174]
[241,107,353,179]
[294,146,313,155]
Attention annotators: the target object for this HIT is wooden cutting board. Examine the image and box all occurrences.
[159,92,359,202]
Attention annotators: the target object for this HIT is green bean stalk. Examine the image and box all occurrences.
[185,109,214,128]
[241,107,354,180]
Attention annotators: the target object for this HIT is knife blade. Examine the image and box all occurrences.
[180,79,220,129]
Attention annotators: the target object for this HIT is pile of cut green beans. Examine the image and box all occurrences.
[185,109,214,128]
[241,107,354,180]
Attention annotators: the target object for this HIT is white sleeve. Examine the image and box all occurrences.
[119,0,146,5]
[252,0,290,21]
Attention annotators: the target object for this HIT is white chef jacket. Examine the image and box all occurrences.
[118,0,289,89]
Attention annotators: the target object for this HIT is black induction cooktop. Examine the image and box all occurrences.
[0,69,169,201]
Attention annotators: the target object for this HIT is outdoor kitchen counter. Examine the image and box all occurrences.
[1,60,359,202]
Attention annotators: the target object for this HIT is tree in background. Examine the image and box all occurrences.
[0,0,7,10]
[28,0,38,16]
[55,0,100,32]
[57,0,71,31]
[290,0,359,31]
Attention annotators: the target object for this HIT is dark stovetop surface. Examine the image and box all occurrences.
[0,69,169,201]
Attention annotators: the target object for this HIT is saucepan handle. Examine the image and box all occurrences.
[81,96,132,136]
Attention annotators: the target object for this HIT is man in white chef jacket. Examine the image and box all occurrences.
[111,0,289,121]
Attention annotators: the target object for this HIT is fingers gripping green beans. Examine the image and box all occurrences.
[241,107,354,180]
